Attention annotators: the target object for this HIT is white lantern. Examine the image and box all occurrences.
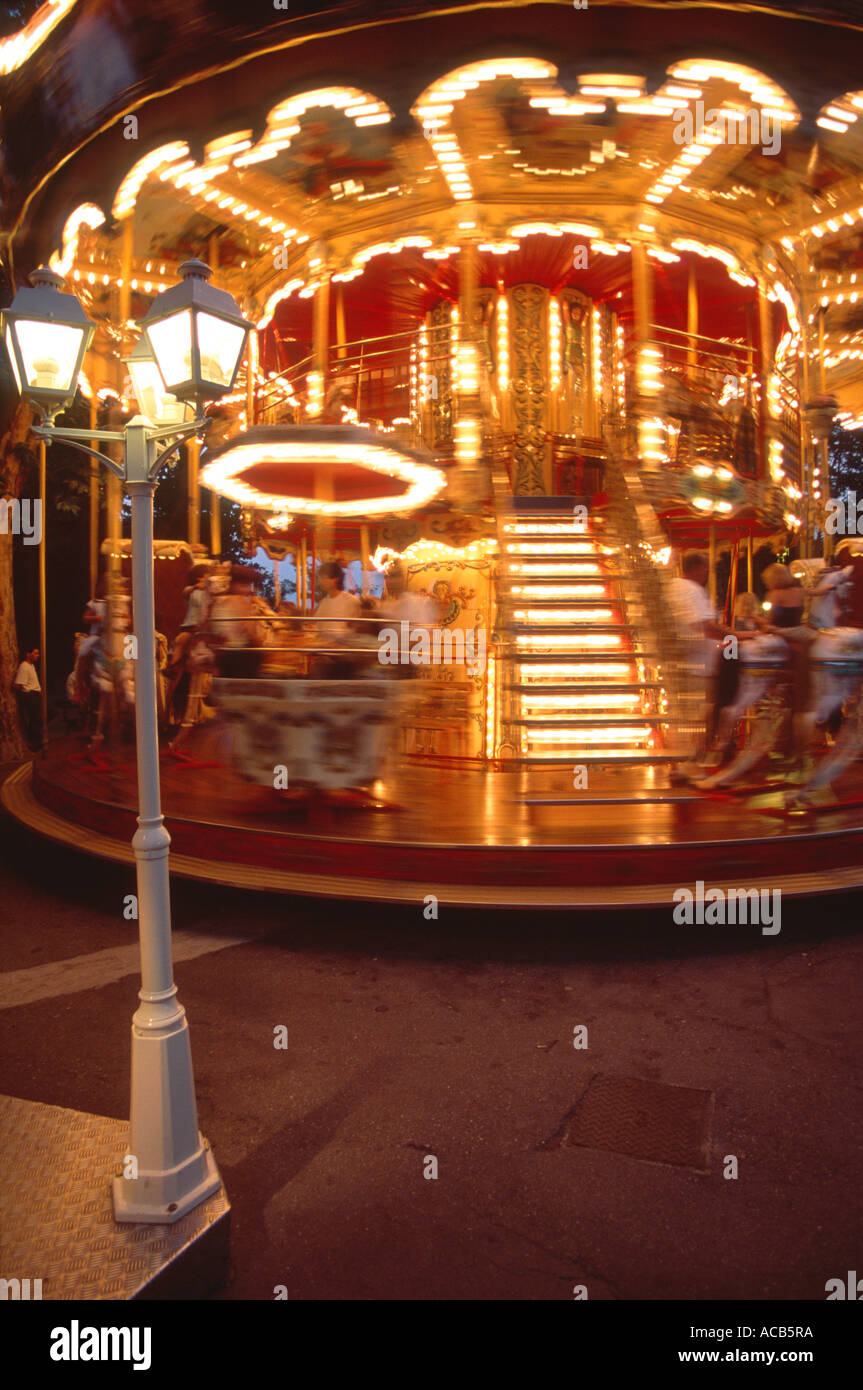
[140,259,249,404]
[1,267,95,411]
[124,335,190,427]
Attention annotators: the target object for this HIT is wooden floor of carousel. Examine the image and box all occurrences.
[6,720,863,907]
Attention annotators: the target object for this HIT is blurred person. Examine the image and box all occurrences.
[208,566,268,677]
[761,563,805,633]
[379,562,438,626]
[377,561,439,679]
[669,552,725,664]
[75,575,109,677]
[315,560,360,626]
[668,552,726,777]
[167,563,211,676]
[711,592,769,762]
[312,560,362,677]
[834,540,863,628]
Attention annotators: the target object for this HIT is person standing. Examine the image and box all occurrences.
[315,560,361,632]
[668,553,725,777]
[13,647,43,751]
[313,560,362,677]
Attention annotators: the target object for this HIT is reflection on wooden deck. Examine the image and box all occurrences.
[5,726,863,907]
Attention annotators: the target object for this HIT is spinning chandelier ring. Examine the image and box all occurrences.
[200,423,447,521]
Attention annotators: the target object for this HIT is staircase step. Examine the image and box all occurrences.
[513,716,666,727]
[506,567,622,578]
[505,678,658,689]
[521,793,698,806]
[509,495,599,512]
[511,598,624,609]
[504,546,615,558]
[509,589,623,599]
[506,682,665,693]
[511,753,680,764]
[505,522,600,530]
[511,623,636,634]
[514,652,658,662]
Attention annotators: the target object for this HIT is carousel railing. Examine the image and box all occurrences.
[769,360,803,487]
[621,327,763,476]
[253,322,454,448]
[618,326,803,489]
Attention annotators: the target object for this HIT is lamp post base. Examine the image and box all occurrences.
[111,996,222,1224]
[112,1136,221,1224]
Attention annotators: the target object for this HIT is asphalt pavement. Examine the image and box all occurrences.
[1,760,862,1300]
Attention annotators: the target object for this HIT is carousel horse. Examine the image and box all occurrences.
[166,633,217,741]
[697,567,863,796]
[164,566,228,731]
[791,628,863,797]
[790,568,863,800]
[695,632,792,789]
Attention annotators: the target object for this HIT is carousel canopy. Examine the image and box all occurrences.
[8,3,863,425]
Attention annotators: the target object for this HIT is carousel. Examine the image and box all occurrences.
[6,0,863,904]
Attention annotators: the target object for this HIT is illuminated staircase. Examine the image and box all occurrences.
[500,502,675,768]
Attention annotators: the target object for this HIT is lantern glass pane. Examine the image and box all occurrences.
[5,325,22,394]
[15,319,83,393]
[196,311,246,387]
[128,355,185,425]
[147,309,193,390]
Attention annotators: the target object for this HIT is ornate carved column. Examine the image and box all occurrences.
[428,301,453,448]
[510,284,551,494]
[632,240,657,464]
[560,291,589,438]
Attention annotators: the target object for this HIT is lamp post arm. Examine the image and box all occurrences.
[30,417,211,481]
[147,417,212,480]
[31,428,126,479]
[34,425,127,443]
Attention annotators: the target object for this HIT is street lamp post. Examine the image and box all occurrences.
[2,262,249,1223]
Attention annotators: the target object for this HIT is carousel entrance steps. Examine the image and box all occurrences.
[498,497,665,766]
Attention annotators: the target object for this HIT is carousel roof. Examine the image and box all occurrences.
[7,3,863,420]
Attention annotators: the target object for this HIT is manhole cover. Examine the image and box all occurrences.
[548,1074,713,1171]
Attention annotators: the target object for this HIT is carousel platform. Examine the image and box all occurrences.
[6,728,863,908]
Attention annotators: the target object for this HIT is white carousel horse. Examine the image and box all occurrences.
[697,567,863,796]
[791,570,863,797]
[793,627,863,793]
[695,632,792,788]
[67,590,135,743]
